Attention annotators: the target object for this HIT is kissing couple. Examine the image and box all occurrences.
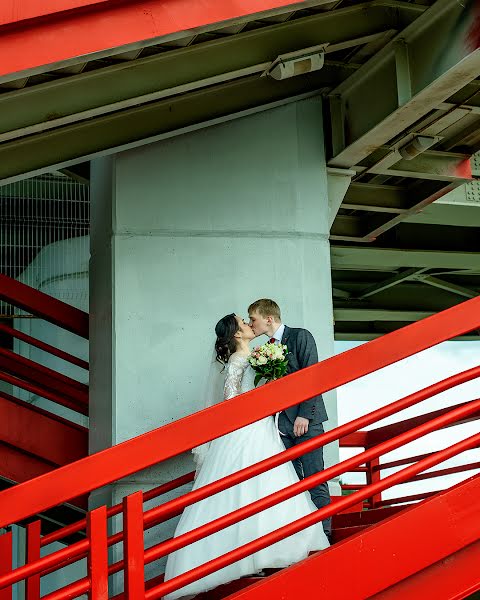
[164,299,331,599]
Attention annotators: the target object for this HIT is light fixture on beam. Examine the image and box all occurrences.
[264,44,328,81]
[397,135,440,160]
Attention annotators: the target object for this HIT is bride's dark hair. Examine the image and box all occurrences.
[215,313,239,365]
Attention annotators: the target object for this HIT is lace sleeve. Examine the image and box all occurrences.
[224,354,248,400]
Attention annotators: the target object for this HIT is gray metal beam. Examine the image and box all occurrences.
[0,76,330,184]
[341,183,408,213]
[330,246,480,271]
[356,267,428,299]
[405,202,480,228]
[334,308,435,321]
[329,0,480,168]
[332,179,466,242]
[0,4,408,144]
[364,150,472,183]
[419,275,479,299]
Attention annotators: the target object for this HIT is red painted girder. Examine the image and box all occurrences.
[0,1,110,26]
[371,539,480,600]
[0,442,55,483]
[0,296,478,530]
[0,275,88,339]
[0,391,87,466]
[226,474,480,600]
[0,0,313,80]
[338,430,368,448]
[367,399,480,447]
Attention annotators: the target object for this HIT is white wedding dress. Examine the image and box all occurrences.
[163,353,329,599]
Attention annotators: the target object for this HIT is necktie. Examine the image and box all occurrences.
[269,337,276,343]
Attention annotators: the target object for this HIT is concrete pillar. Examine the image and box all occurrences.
[89,97,340,582]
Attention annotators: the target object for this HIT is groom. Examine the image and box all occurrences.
[248,298,331,540]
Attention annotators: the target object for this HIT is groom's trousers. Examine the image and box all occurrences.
[277,412,332,538]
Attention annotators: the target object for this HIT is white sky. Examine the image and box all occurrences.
[334,340,480,501]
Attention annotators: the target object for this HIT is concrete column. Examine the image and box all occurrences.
[89,97,340,582]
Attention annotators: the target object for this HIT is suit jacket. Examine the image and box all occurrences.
[280,325,328,425]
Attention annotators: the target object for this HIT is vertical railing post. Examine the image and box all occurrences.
[123,491,145,599]
[87,506,108,600]
[366,457,382,509]
[25,521,41,600]
[0,530,13,600]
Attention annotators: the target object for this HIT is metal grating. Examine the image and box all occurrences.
[0,173,90,316]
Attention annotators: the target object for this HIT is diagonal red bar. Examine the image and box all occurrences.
[0,274,88,339]
[0,0,313,79]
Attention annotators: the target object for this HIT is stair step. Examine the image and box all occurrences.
[193,577,263,599]
[332,524,368,543]
[332,504,409,529]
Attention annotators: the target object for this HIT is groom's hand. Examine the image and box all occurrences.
[293,416,309,437]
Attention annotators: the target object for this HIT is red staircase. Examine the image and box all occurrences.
[0,290,479,599]
[0,274,89,525]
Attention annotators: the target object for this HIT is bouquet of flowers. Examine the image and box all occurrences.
[248,342,289,387]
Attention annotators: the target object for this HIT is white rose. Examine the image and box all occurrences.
[258,355,267,365]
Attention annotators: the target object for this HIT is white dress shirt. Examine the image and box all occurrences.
[271,323,285,343]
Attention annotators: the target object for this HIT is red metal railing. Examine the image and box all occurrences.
[340,399,480,508]
[0,295,479,598]
[0,274,89,487]
[0,274,88,414]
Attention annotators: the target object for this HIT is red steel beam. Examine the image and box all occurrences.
[0,275,88,339]
[366,399,480,447]
[0,0,314,80]
[0,1,110,26]
[0,443,56,484]
[339,430,368,448]
[0,391,87,466]
[372,539,480,600]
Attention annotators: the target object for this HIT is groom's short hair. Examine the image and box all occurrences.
[248,299,281,321]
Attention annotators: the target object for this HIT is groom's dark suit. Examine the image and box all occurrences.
[278,325,331,537]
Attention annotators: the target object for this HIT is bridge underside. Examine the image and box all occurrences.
[0,0,479,339]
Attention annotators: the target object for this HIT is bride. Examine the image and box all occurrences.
[163,314,329,599]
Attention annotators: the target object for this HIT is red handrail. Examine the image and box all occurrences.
[40,366,479,549]
[0,295,478,529]
[41,471,194,546]
[2,371,478,589]
[0,274,88,339]
[146,433,480,600]
[39,428,480,600]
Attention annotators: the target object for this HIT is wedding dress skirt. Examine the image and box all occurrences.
[163,414,329,599]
